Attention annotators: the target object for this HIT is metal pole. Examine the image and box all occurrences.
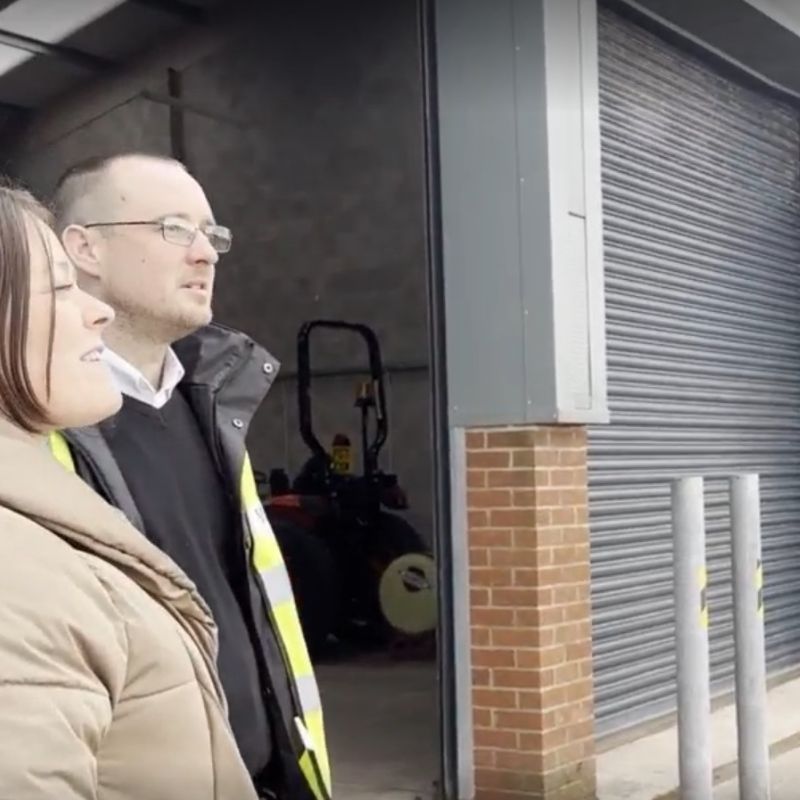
[672,477,714,800]
[731,474,771,800]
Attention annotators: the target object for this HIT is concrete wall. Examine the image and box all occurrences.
[12,0,434,542]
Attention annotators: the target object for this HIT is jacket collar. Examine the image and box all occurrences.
[0,417,215,640]
[174,322,280,394]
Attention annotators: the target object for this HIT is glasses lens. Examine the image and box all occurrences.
[162,219,195,246]
[206,226,233,254]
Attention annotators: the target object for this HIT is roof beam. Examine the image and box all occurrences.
[128,0,208,24]
[0,27,116,72]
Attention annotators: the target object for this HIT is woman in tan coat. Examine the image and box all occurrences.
[0,184,260,799]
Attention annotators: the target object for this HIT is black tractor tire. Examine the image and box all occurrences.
[270,515,341,659]
[371,512,428,561]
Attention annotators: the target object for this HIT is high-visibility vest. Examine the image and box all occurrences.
[48,431,332,800]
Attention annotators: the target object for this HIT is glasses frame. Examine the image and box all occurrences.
[83,215,233,254]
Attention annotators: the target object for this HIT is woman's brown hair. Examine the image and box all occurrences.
[0,181,56,433]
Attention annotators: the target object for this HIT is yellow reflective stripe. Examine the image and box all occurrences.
[249,521,284,572]
[48,431,75,472]
[240,452,331,795]
[299,751,327,800]
[305,707,331,791]
[273,600,313,679]
[255,564,296,607]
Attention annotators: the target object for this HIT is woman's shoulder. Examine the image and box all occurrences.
[0,505,129,705]
[0,504,126,638]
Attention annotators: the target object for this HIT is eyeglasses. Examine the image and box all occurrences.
[83,215,233,254]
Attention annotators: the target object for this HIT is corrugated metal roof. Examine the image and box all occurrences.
[0,0,220,111]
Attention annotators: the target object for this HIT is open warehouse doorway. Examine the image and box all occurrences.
[0,1,449,798]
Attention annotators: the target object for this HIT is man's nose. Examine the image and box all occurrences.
[188,230,219,265]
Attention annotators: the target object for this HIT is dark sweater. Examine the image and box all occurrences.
[102,390,272,779]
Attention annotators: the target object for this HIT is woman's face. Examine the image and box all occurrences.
[26,218,122,430]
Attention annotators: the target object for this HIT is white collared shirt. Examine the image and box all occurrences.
[102,348,185,409]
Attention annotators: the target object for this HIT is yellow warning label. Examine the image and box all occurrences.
[699,566,709,630]
[756,558,764,619]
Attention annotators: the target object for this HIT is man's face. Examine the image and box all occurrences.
[83,158,222,343]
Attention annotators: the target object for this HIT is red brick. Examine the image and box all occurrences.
[472,627,491,647]
[517,647,566,670]
[511,450,536,468]
[473,689,519,710]
[474,729,519,750]
[468,449,512,469]
[471,568,514,588]
[492,627,543,648]
[472,607,515,627]
[512,489,539,509]
[471,529,513,548]
[473,668,491,687]
[494,749,542,771]
[473,708,492,727]
[488,470,537,489]
[473,648,517,668]
[469,510,490,528]
[486,430,538,449]
[492,588,547,608]
[468,470,488,489]
[552,507,576,525]
[494,710,545,731]
[512,568,540,587]
[469,489,513,509]
[559,449,586,467]
[471,588,490,608]
[490,548,539,568]
[474,748,496,768]
[494,669,550,689]
[491,509,535,528]
[466,431,487,450]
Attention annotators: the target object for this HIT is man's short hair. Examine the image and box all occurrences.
[53,152,186,232]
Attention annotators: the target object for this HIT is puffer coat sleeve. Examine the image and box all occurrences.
[0,509,128,799]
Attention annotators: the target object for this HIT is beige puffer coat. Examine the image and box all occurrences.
[0,418,259,800]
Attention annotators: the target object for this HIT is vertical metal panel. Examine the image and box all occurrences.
[436,0,555,426]
[589,7,800,732]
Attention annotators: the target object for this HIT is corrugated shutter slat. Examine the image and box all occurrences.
[589,8,800,733]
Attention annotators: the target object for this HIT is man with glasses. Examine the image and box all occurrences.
[50,153,331,800]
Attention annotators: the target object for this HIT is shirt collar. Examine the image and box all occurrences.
[102,348,185,410]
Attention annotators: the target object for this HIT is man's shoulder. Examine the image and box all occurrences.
[174,324,280,386]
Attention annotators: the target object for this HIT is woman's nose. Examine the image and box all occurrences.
[82,290,115,329]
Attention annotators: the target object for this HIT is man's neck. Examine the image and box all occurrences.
[103,329,170,390]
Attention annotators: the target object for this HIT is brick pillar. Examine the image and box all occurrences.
[466,426,595,800]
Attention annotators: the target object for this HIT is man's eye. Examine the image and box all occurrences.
[54,283,75,293]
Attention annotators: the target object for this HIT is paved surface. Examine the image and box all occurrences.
[715,749,799,799]
[317,658,438,800]
[597,674,800,800]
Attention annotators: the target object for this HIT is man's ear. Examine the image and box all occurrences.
[62,224,103,280]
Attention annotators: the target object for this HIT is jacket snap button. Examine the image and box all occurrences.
[263,362,274,375]
[232,418,244,429]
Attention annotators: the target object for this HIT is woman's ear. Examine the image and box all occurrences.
[61,224,103,280]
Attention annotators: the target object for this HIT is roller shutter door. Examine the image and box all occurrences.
[589,6,800,732]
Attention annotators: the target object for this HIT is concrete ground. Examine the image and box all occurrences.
[317,657,439,800]
[597,673,800,800]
